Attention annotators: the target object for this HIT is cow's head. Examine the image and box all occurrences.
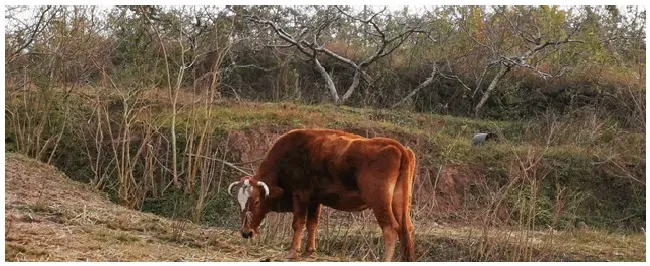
[227,176,283,239]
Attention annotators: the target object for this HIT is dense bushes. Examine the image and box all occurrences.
[5,6,645,123]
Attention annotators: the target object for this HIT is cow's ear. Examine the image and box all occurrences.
[267,186,284,199]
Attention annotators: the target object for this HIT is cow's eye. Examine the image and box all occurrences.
[254,200,260,206]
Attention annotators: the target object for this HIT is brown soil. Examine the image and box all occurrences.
[435,164,475,213]
[229,128,283,169]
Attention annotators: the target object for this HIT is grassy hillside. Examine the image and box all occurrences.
[5,153,645,262]
[5,88,645,232]
[159,101,646,231]
[4,88,646,262]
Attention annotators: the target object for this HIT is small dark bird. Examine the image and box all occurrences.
[260,258,271,262]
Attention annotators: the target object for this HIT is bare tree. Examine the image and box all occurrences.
[247,6,423,105]
[461,6,585,117]
[5,6,60,64]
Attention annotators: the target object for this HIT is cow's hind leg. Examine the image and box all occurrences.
[359,145,402,261]
[371,201,400,262]
[302,203,322,258]
[359,173,400,259]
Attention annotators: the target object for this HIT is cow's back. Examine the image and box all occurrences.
[259,128,409,211]
[260,128,363,182]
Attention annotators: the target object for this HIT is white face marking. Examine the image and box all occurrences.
[237,185,252,211]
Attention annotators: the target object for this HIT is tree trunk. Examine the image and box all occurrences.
[314,57,340,104]
[392,63,439,109]
[474,65,510,117]
[338,69,361,105]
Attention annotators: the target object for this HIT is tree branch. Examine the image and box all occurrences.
[360,27,418,68]
[8,6,56,62]
[474,65,511,117]
[392,63,440,108]
[336,5,387,39]
[438,72,472,92]
[339,69,362,105]
[313,52,340,103]
[497,7,539,47]
[247,16,313,57]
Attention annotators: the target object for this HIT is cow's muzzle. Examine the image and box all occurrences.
[241,230,253,239]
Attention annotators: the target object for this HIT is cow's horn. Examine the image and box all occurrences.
[257,181,270,197]
[227,180,243,197]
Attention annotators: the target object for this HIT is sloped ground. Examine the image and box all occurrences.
[3,153,343,262]
[4,153,645,262]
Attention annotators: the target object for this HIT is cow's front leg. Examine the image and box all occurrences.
[286,193,308,260]
[302,203,322,258]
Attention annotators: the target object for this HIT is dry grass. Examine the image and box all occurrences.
[415,225,645,262]
[4,152,645,262]
[3,153,341,262]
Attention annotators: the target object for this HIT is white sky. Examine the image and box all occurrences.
[5,4,646,28]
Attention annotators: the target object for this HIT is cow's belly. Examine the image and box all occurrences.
[316,190,369,212]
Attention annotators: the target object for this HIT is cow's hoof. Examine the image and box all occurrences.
[284,251,298,260]
[301,250,315,258]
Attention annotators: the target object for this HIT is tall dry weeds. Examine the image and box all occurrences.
[5,68,70,164]
[470,123,562,261]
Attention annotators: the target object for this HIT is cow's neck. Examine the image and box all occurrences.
[256,160,291,212]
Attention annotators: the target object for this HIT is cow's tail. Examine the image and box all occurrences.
[399,147,416,261]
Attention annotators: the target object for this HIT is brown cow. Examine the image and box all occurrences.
[228,128,416,261]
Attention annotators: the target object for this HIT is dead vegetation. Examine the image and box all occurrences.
[3,153,340,262]
[4,152,645,262]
